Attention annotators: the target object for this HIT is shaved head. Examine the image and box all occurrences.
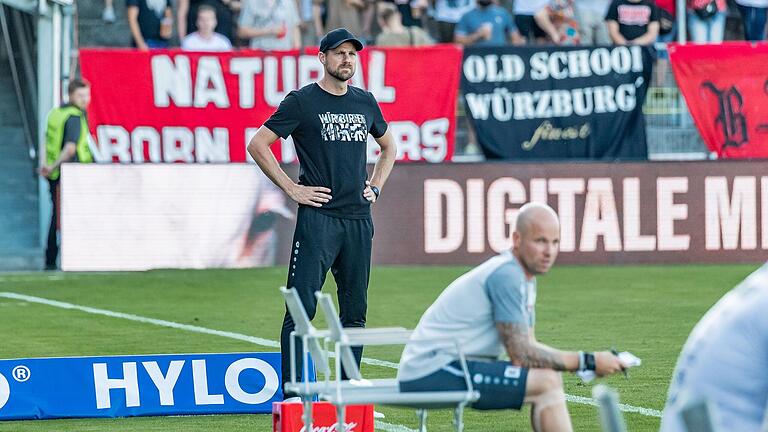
[513,203,560,277]
[515,203,560,235]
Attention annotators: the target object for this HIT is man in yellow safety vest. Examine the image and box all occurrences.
[39,79,94,270]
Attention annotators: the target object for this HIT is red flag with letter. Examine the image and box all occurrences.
[668,42,768,159]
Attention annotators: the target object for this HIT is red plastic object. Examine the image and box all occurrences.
[273,401,374,432]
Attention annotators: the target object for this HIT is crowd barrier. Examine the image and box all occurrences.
[61,161,768,271]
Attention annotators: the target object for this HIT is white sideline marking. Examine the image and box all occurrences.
[375,420,417,432]
[565,394,663,417]
[0,292,662,419]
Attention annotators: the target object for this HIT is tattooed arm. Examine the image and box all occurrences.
[496,322,579,371]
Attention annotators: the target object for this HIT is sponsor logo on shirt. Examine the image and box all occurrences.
[504,366,521,379]
[318,112,368,143]
[617,5,652,26]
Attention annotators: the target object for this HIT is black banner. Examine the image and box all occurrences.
[461,45,653,160]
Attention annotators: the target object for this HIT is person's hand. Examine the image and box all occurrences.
[137,40,150,50]
[478,23,493,40]
[363,180,378,203]
[288,184,332,207]
[594,351,626,377]
[160,18,173,39]
[39,165,53,179]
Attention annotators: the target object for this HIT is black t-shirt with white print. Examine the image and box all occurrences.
[605,0,659,41]
[264,83,388,219]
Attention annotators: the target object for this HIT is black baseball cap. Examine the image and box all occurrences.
[319,28,364,52]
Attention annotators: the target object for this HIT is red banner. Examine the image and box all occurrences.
[669,42,768,159]
[79,46,462,164]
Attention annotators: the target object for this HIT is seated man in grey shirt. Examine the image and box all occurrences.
[398,203,627,431]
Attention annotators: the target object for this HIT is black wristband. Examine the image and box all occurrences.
[584,352,596,371]
[370,185,380,198]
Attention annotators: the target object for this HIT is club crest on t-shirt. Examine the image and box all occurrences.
[318,112,368,142]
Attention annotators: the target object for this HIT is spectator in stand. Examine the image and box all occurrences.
[238,0,301,50]
[734,0,767,41]
[548,0,582,44]
[314,0,374,43]
[605,0,659,45]
[455,0,524,46]
[514,0,562,44]
[428,0,475,43]
[182,5,233,50]
[574,0,611,44]
[687,0,727,42]
[380,0,428,27]
[177,0,239,45]
[103,0,116,22]
[127,0,173,49]
[376,4,433,45]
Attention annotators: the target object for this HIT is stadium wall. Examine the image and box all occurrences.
[61,161,768,271]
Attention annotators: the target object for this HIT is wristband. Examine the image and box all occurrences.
[370,185,380,199]
[578,351,596,371]
[585,352,596,371]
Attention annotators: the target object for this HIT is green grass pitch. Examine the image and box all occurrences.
[0,263,758,431]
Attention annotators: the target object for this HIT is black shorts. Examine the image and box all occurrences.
[400,360,529,410]
[515,15,547,40]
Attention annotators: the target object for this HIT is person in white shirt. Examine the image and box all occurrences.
[181,5,233,51]
[661,263,768,432]
[398,203,627,431]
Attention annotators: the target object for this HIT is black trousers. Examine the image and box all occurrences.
[45,180,60,269]
[281,206,373,398]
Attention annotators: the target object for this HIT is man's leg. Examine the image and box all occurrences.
[523,369,571,432]
[280,207,341,397]
[45,180,59,269]
[329,216,373,377]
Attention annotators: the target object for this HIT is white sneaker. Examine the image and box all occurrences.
[283,396,302,403]
[102,6,116,23]
[373,410,385,419]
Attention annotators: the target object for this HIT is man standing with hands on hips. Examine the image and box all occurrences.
[247,28,397,400]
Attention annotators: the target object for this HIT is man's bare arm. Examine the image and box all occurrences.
[496,322,578,371]
[247,126,331,207]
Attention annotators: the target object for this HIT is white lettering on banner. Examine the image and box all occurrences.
[131,127,162,163]
[192,359,224,405]
[623,178,656,251]
[423,176,694,254]
[95,126,231,163]
[142,361,184,406]
[487,178,526,252]
[264,56,297,107]
[299,423,359,432]
[152,55,192,108]
[0,372,10,410]
[549,178,585,252]
[230,58,262,109]
[97,122,447,165]
[194,57,230,108]
[163,127,196,163]
[705,176,757,250]
[93,362,141,409]
[580,178,622,252]
[151,53,396,109]
[529,46,643,80]
[424,179,464,253]
[463,54,526,83]
[224,358,279,404]
[465,83,640,121]
[656,177,690,251]
[467,179,485,253]
[92,358,279,410]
